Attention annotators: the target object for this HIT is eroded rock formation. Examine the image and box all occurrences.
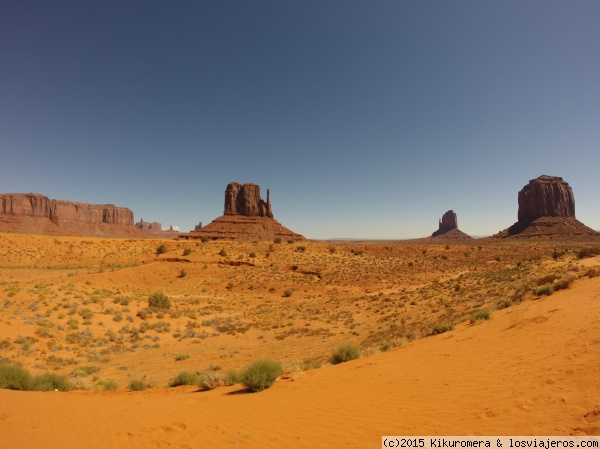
[182,182,303,241]
[1,193,134,227]
[224,182,273,218]
[0,193,179,238]
[431,210,471,239]
[518,176,575,222]
[495,175,598,238]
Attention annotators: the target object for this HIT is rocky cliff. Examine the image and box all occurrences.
[1,193,134,226]
[224,183,273,218]
[495,175,598,238]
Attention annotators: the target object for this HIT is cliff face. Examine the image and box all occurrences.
[224,183,273,218]
[517,175,575,222]
[0,193,134,226]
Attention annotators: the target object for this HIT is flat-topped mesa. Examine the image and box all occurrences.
[1,193,134,226]
[224,183,273,218]
[518,175,575,222]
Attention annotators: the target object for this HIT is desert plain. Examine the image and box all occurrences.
[1,232,599,448]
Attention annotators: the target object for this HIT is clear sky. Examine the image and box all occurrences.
[1,1,599,239]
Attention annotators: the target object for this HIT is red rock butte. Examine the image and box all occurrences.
[495,175,599,239]
[431,210,472,239]
[181,182,304,241]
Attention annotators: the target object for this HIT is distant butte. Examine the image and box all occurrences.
[431,210,472,239]
[182,182,304,241]
[494,175,599,239]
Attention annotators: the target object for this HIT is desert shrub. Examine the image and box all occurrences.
[148,292,170,310]
[431,323,454,335]
[96,378,118,391]
[242,360,282,392]
[0,364,71,391]
[553,277,573,291]
[182,248,192,256]
[296,246,306,252]
[30,373,71,392]
[198,372,226,391]
[584,268,598,278]
[179,269,187,278]
[470,309,491,324]
[0,363,31,390]
[282,289,293,298]
[128,379,147,391]
[224,370,242,385]
[537,274,558,286]
[329,343,360,365]
[174,353,189,361]
[329,246,336,254]
[156,244,167,255]
[219,249,227,257]
[497,299,513,310]
[169,371,200,387]
[273,238,282,244]
[249,252,256,258]
[536,284,554,296]
[577,247,600,259]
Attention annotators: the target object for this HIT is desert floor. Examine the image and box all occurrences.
[0,233,599,448]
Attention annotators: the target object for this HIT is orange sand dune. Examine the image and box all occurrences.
[2,276,599,448]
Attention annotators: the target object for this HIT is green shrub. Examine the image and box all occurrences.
[224,370,242,385]
[431,323,454,335]
[156,244,168,255]
[0,363,31,390]
[0,363,71,391]
[242,360,282,392]
[30,372,71,392]
[553,278,572,291]
[329,343,360,365]
[169,371,199,387]
[148,292,170,309]
[536,284,554,296]
[470,309,491,324]
[577,247,600,259]
[96,378,118,391]
[128,379,148,391]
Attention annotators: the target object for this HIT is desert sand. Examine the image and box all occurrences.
[1,232,599,448]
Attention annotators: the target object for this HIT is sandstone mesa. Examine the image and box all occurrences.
[495,175,598,238]
[0,193,176,238]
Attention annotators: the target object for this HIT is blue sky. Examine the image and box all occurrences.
[1,1,599,238]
